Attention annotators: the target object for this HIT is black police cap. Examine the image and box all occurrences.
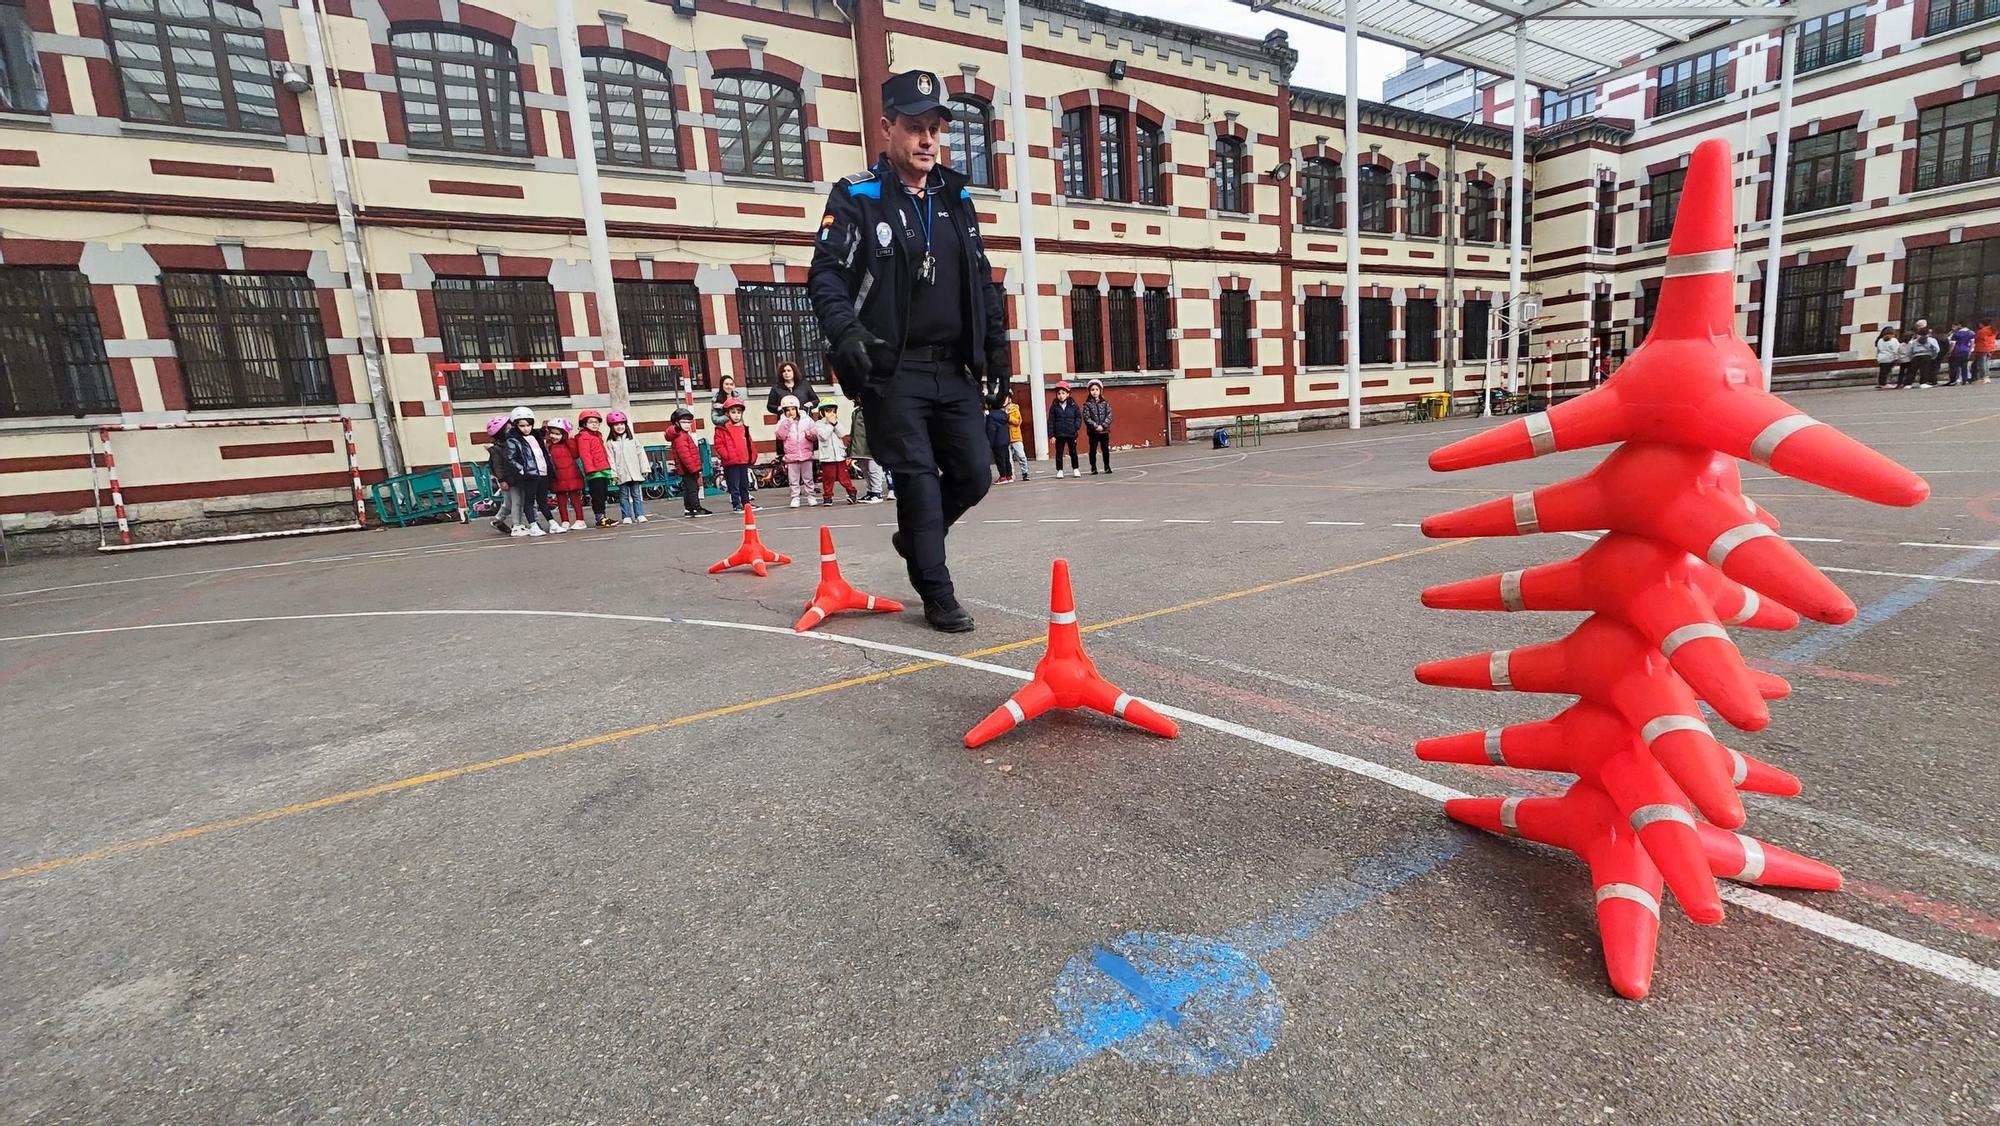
[882,70,953,122]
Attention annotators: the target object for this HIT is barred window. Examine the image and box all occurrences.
[1927,0,2000,35]
[1647,168,1684,242]
[1774,261,1845,356]
[1904,237,2000,333]
[1596,180,1618,250]
[1406,171,1440,237]
[1462,299,1490,361]
[616,280,706,390]
[1463,179,1494,242]
[1070,288,1103,374]
[1359,298,1391,364]
[1143,286,1171,370]
[735,283,819,386]
[434,277,563,398]
[1219,290,1251,368]
[946,96,993,187]
[1060,108,1091,198]
[1540,88,1595,127]
[1135,120,1162,205]
[1303,295,1342,366]
[1300,158,1338,228]
[1639,282,1661,345]
[1213,136,1246,213]
[1406,299,1439,363]
[391,25,526,155]
[1357,165,1392,233]
[0,0,47,114]
[1798,6,1868,72]
[0,267,115,418]
[714,72,805,180]
[1655,48,1729,116]
[108,0,278,133]
[1914,93,2000,192]
[162,272,333,411]
[1099,108,1128,203]
[1786,127,1855,215]
[584,51,679,170]
[1107,288,1139,372]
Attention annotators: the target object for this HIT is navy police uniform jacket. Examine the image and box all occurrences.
[808,156,1007,390]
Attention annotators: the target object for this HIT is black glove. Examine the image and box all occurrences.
[983,347,1011,399]
[833,326,882,388]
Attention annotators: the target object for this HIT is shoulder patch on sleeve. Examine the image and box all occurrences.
[843,170,876,185]
[848,178,882,199]
[959,187,973,201]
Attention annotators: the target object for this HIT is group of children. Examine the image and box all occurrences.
[706,390,889,512]
[986,378,1116,481]
[483,405,712,536]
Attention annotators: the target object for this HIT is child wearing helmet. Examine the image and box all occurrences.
[502,406,554,536]
[483,417,513,533]
[542,418,585,532]
[773,393,819,507]
[604,410,652,524]
[812,401,859,504]
[1048,382,1082,478]
[668,407,711,518]
[711,398,756,512]
[573,409,616,527]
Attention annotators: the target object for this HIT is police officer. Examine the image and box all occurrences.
[808,69,1009,633]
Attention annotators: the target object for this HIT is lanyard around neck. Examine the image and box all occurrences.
[904,180,934,257]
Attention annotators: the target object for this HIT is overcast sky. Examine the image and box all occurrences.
[1093,0,1407,98]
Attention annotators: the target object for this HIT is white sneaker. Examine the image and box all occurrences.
[527,525,546,537]
[789,497,801,508]
[510,526,529,538]
[620,516,633,524]
[807,497,820,506]
[864,495,884,504]
[570,519,587,531]
[1055,469,1065,479]
[547,522,566,534]
[637,514,650,523]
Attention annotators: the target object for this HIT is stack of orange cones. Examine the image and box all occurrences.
[964,559,1179,748]
[708,502,792,577]
[794,526,904,632]
[1415,136,1928,1000]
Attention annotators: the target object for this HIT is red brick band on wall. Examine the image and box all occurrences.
[149,159,275,182]
[219,439,338,460]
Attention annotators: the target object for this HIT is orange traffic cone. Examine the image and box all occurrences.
[708,502,791,577]
[964,559,1179,748]
[794,526,904,632]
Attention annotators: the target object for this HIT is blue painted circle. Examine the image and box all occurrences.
[1051,931,1281,1076]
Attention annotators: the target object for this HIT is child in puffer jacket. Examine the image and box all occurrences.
[483,416,513,533]
[713,399,756,512]
[669,407,711,517]
[774,393,819,507]
[812,401,859,504]
[985,393,1012,482]
[542,417,585,531]
[574,409,616,527]
[604,410,652,524]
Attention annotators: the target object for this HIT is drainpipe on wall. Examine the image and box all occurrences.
[1441,123,1466,397]
[298,0,403,477]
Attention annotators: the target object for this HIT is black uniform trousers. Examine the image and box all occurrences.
[860,354,991,604]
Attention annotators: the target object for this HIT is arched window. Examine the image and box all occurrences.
[1299,157,1338,228]
[1135,119,1162,204]
[1463,178,1495,242]
[391,25,526,155]
[714,71,805,181]
[1405,171,1440,237]
[584,51,679,170]
[1059,102,1163,204]
[1213,136,1247,213]
[1357,165,1392,233]
[106,0,278,133]
[945,96,993,187]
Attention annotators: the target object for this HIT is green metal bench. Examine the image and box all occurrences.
[370,464,496,527]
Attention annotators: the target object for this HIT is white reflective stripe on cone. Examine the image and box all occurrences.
[1595,882,1662,917]
[1661,622,1732,657]
[1112,693,1133,718]
[1511,491,1540,534]
[1483,728,1505,765]
[1640,714,1712,746]
[1524,412,1557,456]
[1725,589,1761,626]
[862,596,878,610]
[1488,649,1513,690]
[1498,795,1523,836]
[820,553,838,562]
[1629,803,1696,831]
[1707,523,1778,568]
[1749,414,1822,464]
[1733,834,1768,881]
[1499,569,1526,611]
[1003,698,1026,725]
[1725,747,1749,785]
[1049,610,1078,625]
[1664,248,1734,277]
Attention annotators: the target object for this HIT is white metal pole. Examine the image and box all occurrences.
[1506,21,1526,396]
[299,0,403,477]
[1758,27,1798,392]
[1482,300,1495,417]
[1342,0,1362,430]
[555,0,628,411]
[1004,0,1049,457]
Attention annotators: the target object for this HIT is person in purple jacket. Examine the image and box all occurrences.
[1946,320,1976,386]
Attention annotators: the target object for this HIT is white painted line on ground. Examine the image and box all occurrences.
[1743,794,2000,876]
[1309,521,1366,526]
[1818,566,2000,586]
[1161,519,1209,524]
[1038,518,1081,523]
[5,608,1996,1000]
[1898,541,2000,551]
[1782,536,1844,543]
[984,519,1022,524]
[1391,523,1423,528]
[1099,518,1144,523]
[1232,520,1284,525]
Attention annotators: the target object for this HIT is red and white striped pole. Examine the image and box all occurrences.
[99,427,131,547]
[432,367,469,523]
[341,415,367,526]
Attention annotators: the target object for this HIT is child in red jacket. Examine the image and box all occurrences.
[668,407,711,518]
[542,417,586,531]
[574,409,616,527]
[711,398,756,513]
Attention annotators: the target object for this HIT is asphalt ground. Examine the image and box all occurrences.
[1,387,1996,1124]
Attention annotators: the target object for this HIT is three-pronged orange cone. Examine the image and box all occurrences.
[794,526,904,631]
[708,502,791,577]
[964,559,1179,748]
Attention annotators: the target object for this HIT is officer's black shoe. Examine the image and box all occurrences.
[924,598,975,633]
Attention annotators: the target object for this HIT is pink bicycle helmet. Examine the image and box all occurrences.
[485,416,509,437]
[606,409,630,426]
[545,416,571,434]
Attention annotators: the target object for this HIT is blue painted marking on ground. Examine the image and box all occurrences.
[1772,540,1999,667]
[871,828,1463,1124]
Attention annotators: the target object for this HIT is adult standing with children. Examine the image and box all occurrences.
[807,69,1009,633]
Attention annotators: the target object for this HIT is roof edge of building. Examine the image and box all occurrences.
[1027,0,1298,82]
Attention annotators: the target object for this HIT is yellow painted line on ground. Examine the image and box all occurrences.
[0,539,1464,883]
